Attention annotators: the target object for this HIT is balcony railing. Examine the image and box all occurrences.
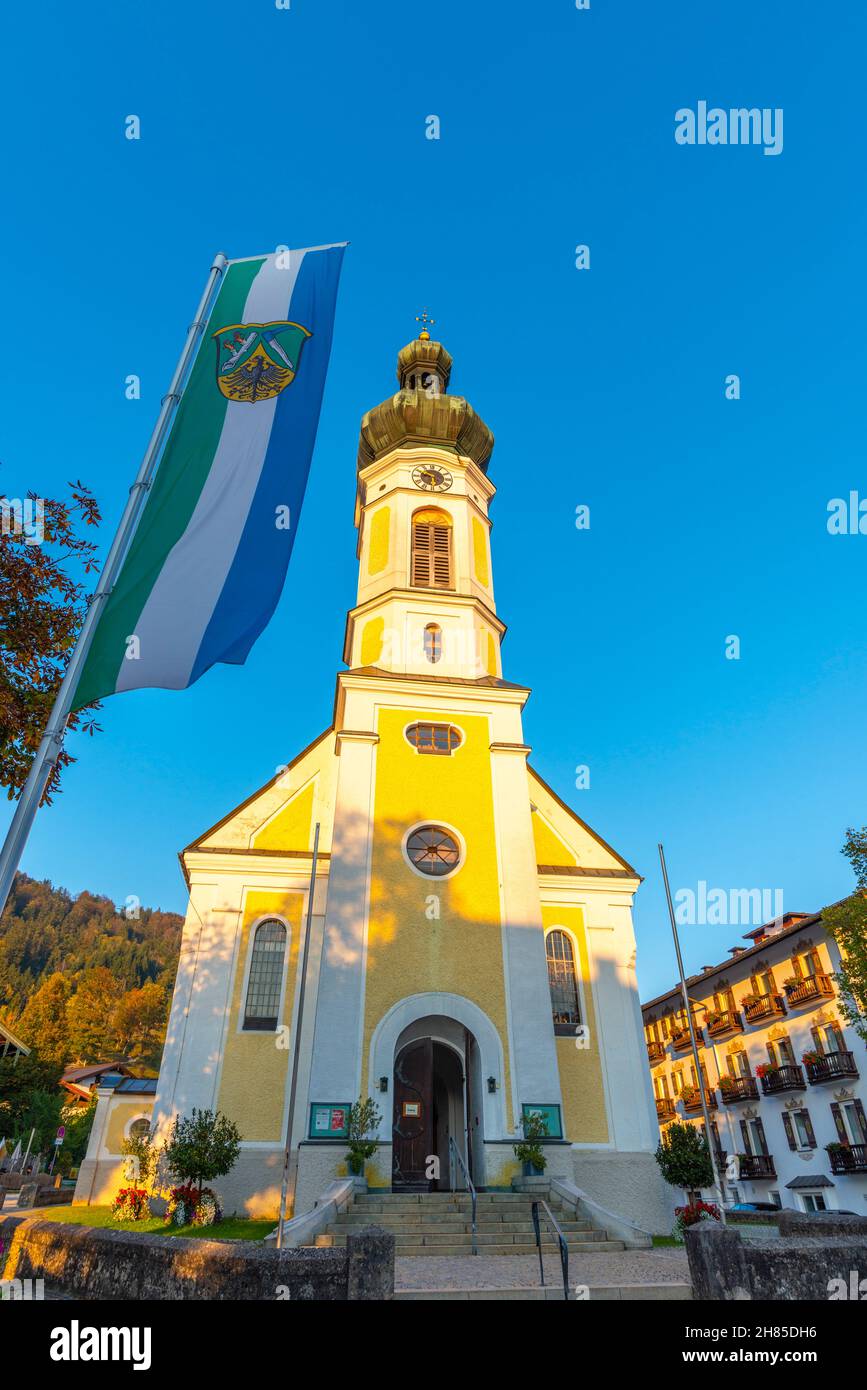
[759,1064,806,1095]
[647,1040,665,1064]
[681,1088,718,1113]
[805,1050,859,1085]
[706,1010,744,1039]
[828,1144,867,1175]
[737,1153,777,1180]
[743,993,787,1024]
[671,1026,701,1051]
[656,1098,677,1121]
[718,1076,759,1104]
[784,973,834,1007]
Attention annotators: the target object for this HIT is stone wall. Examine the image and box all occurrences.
[0,1216,394,1301]
[685,1214,867,1300]
[571,1149,676,1236]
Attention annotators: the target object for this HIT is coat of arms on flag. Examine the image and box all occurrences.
[213,319,312,402]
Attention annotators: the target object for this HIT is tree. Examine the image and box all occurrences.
[345,1096,382,1176]
[823,826,867,1042]
[111,981,169,1066]
[0,1052,63,1141]
[65,966,124,1063]
[15,971,72,1064]
[57,1098,97,1175]
[0,477,102,807]
[655,1122,714,1197]
[162,1108,241,1196]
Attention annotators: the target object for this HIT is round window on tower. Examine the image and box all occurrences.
[403,824,463,878]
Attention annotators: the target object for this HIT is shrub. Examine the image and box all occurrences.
[673,1200,721,1242]
[513,1110,549,1173]
[112,1187,150,1221]
[345,1097,383,1177]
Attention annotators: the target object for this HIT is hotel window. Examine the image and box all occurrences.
[546,930,581,1033]
[783,1109,816,1151]
[423,623,442,663]
[801,1192,827,1213]
[411,509,452,589]
[243,919,287,1031]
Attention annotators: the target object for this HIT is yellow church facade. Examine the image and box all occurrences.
[140,333,669,1228]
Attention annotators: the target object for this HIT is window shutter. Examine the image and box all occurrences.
[791,955,803,978]
[740,1119,750,1153]
[802,1110,817,1148]
[830,1102,849,1144]
[854,1100,867,1144]
[782,1113,796,1151]
[755,1119,770,1156]
[411,521,451,589]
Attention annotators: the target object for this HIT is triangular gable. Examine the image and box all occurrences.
[527,765,640,877]
[186,727,337,855]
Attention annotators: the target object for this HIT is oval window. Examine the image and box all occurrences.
[405,723,461,755]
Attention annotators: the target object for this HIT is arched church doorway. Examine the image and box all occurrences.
[391,1018,483,1191]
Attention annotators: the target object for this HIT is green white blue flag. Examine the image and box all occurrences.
[73,243,346,708]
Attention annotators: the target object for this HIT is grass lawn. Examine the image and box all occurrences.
[25,1205,274,1242]
[652,1235,681,1247]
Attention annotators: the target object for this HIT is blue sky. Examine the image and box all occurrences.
[1,1,865,999]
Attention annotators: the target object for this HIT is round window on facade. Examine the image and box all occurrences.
[405,824,461,877]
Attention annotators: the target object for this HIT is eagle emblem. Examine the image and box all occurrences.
[213,320,312,402]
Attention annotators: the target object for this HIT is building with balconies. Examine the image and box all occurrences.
[641,908,867,1215]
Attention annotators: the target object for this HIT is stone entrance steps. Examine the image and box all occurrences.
[314,1191,626,1257]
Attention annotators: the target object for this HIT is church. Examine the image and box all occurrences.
[79,327,668,1231]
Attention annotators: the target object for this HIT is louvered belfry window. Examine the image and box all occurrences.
[411,509,452,589]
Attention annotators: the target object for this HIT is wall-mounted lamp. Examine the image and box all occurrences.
[379,1076,389,1093]
[486,1076,497,1094]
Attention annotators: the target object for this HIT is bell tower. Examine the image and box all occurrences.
[344,320,505,682]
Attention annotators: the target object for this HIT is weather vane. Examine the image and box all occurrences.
[415,307,435,340]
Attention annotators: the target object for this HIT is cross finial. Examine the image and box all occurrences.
[415,307,435,341]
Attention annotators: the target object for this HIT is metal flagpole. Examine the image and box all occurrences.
[0,253,228,922]
[276,821,321,1249]
[658,843,727,1222]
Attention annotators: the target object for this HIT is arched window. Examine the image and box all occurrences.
[129,1118,151,1141]
[546,930,581,1032]
[243,919,287,1031]
[411,508,452,589]
[423,623,442,663]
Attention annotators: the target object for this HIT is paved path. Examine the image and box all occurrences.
[395,1246,690,1294]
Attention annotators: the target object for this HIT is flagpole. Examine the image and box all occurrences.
[658,843,727,1222]
[0,253,228,922]
[276,821,320,1249]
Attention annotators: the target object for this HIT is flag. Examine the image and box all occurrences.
[72,244,346,708]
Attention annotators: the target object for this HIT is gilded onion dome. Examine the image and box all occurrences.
[356,335,494,473]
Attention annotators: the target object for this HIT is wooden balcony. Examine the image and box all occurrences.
[656,1098,677,1121]
[784,973,834,1008]
[737,1153,777,1180]
[671,1026,701,1052]
[759,1063,806,1096]
[805,1050,859,1085]
[718,1076,759,1104]
[743,993,787,1024]
[706,1010,744,1039]
[647,1040,665,1064]
[828,1144,867,1175]
[681,1089,718,1113]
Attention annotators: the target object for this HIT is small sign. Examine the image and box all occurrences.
[56,1126,65,1139]
[402,1101,421,1118]
[53,1137,64,1147]
[308,1103,351,1140]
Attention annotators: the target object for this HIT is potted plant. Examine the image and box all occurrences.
[782,976,800,992]
[718,1075,737,1093]
[680,1085,698,1104]
[755,1063,776,1079]
[513,1110,549,1176]
[801,1050,822,1067]
[345,1097,382,1180]
[825,1141,846,1153]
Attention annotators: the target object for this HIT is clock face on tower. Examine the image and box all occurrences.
[412,465,453,492]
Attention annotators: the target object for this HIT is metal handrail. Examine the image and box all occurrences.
[448,1136,477,1256]
[531,1199,570,1301]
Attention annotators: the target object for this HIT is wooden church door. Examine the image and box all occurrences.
[392,1038,433,1190]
